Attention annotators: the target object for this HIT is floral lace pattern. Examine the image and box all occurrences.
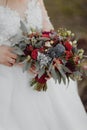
[26,0,43,29]
[0,0,43,45]
[0,6,20,45]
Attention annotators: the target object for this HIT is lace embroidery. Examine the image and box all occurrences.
[25,0,43,30]
[0,6,20,45]
[0,0,43,45]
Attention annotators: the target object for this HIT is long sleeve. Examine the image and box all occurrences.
[38,0,54,31]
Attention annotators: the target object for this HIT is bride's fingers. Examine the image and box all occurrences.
[7,51,18,60]
[8,57,16,64]
[16,62,24,67]
[4,62,13,67]
[10,53,18,60]
[29,68,38,74]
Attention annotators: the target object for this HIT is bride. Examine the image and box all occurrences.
[0,0,87,130]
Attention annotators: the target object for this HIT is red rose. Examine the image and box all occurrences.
[39,47,45,53]
[27,45,33,51]
[42,31,50,38]
[35,74,47,84]
[31,49,38,60]
[65,51,73,60]
[64,41,72,51]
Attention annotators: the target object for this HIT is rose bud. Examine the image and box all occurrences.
[27,45,33,51]
[39,47,45,53]
[42,31,50,38]
[31,49,38,60]
[64,41,73,51]
[65,51,73,60]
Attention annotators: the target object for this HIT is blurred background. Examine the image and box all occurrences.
[45,0,87,112]
[44,0,87,38]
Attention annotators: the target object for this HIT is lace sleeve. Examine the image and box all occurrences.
[38,0,54,31]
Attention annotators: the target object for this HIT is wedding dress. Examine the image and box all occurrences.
[0,0,87,130]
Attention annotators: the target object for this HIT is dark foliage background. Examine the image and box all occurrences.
[44,0,87,38]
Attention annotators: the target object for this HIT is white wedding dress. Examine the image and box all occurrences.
[0,0,87,130]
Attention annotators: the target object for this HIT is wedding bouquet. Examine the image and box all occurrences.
[12,21,85,91]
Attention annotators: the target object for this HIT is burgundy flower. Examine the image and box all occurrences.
[39,47,45,53]
[31,49,38,60]
[42,31,50,38]
[64,41,72,51]
[66,61,76,72]
[27,45,33,51]
[35,74,47,84]
[65,51,73,60]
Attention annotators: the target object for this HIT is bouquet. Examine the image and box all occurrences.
[11,21,86,91]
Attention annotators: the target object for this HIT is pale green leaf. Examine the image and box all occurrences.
[57,64,66,84]
[56,71,61,84]
[38,68,45,78]
[62,65,72,73]
[20,21,28,34]
[12,46,24,55]
[23,62,31,72]
[51,67,58,83]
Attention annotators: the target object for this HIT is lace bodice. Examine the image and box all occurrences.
[0,0,43,45]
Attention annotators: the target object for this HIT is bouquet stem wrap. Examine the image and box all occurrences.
[31,74,47,91]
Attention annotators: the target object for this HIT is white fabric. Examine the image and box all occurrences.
[0,0,87,130]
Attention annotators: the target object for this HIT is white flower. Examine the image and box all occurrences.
[67,30,71,36]
[73,40,77,44]
[45,41,52,47]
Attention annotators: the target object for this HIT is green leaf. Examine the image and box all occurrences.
[20,21,28,34]
[10,34,23,46]
[39,37,50,41]
[57,64,66,84]
[49,61,53,71]
[35,62,40,71]
[12,46,24,55]
[15,56,21,63]
[66,76,70,87]
[56,71,61,84]
[62,65,72,73]
[34,41,43,48]
[51,67,58,83]
[38,68,45,78]
[23,62,31,72]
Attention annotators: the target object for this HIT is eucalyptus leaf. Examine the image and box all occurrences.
[57,64,66,84]
[74,71,82,77]
[39,37,50,41]
[65,75,70,88]
[34,41,43,48]
[12,46,24,55]
[20,21,28,34]
[38,68,45,78]
[51,67,58,83]
[23,62,31,72]
[49,61,53,71]
[56,71,61,84]
[35,62,40,71]
[62,65,72,73]
[10,34,23,46]
[15,56,21,63]
[18,42,26,50]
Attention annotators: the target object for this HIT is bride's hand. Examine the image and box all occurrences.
[0,45,18,67]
